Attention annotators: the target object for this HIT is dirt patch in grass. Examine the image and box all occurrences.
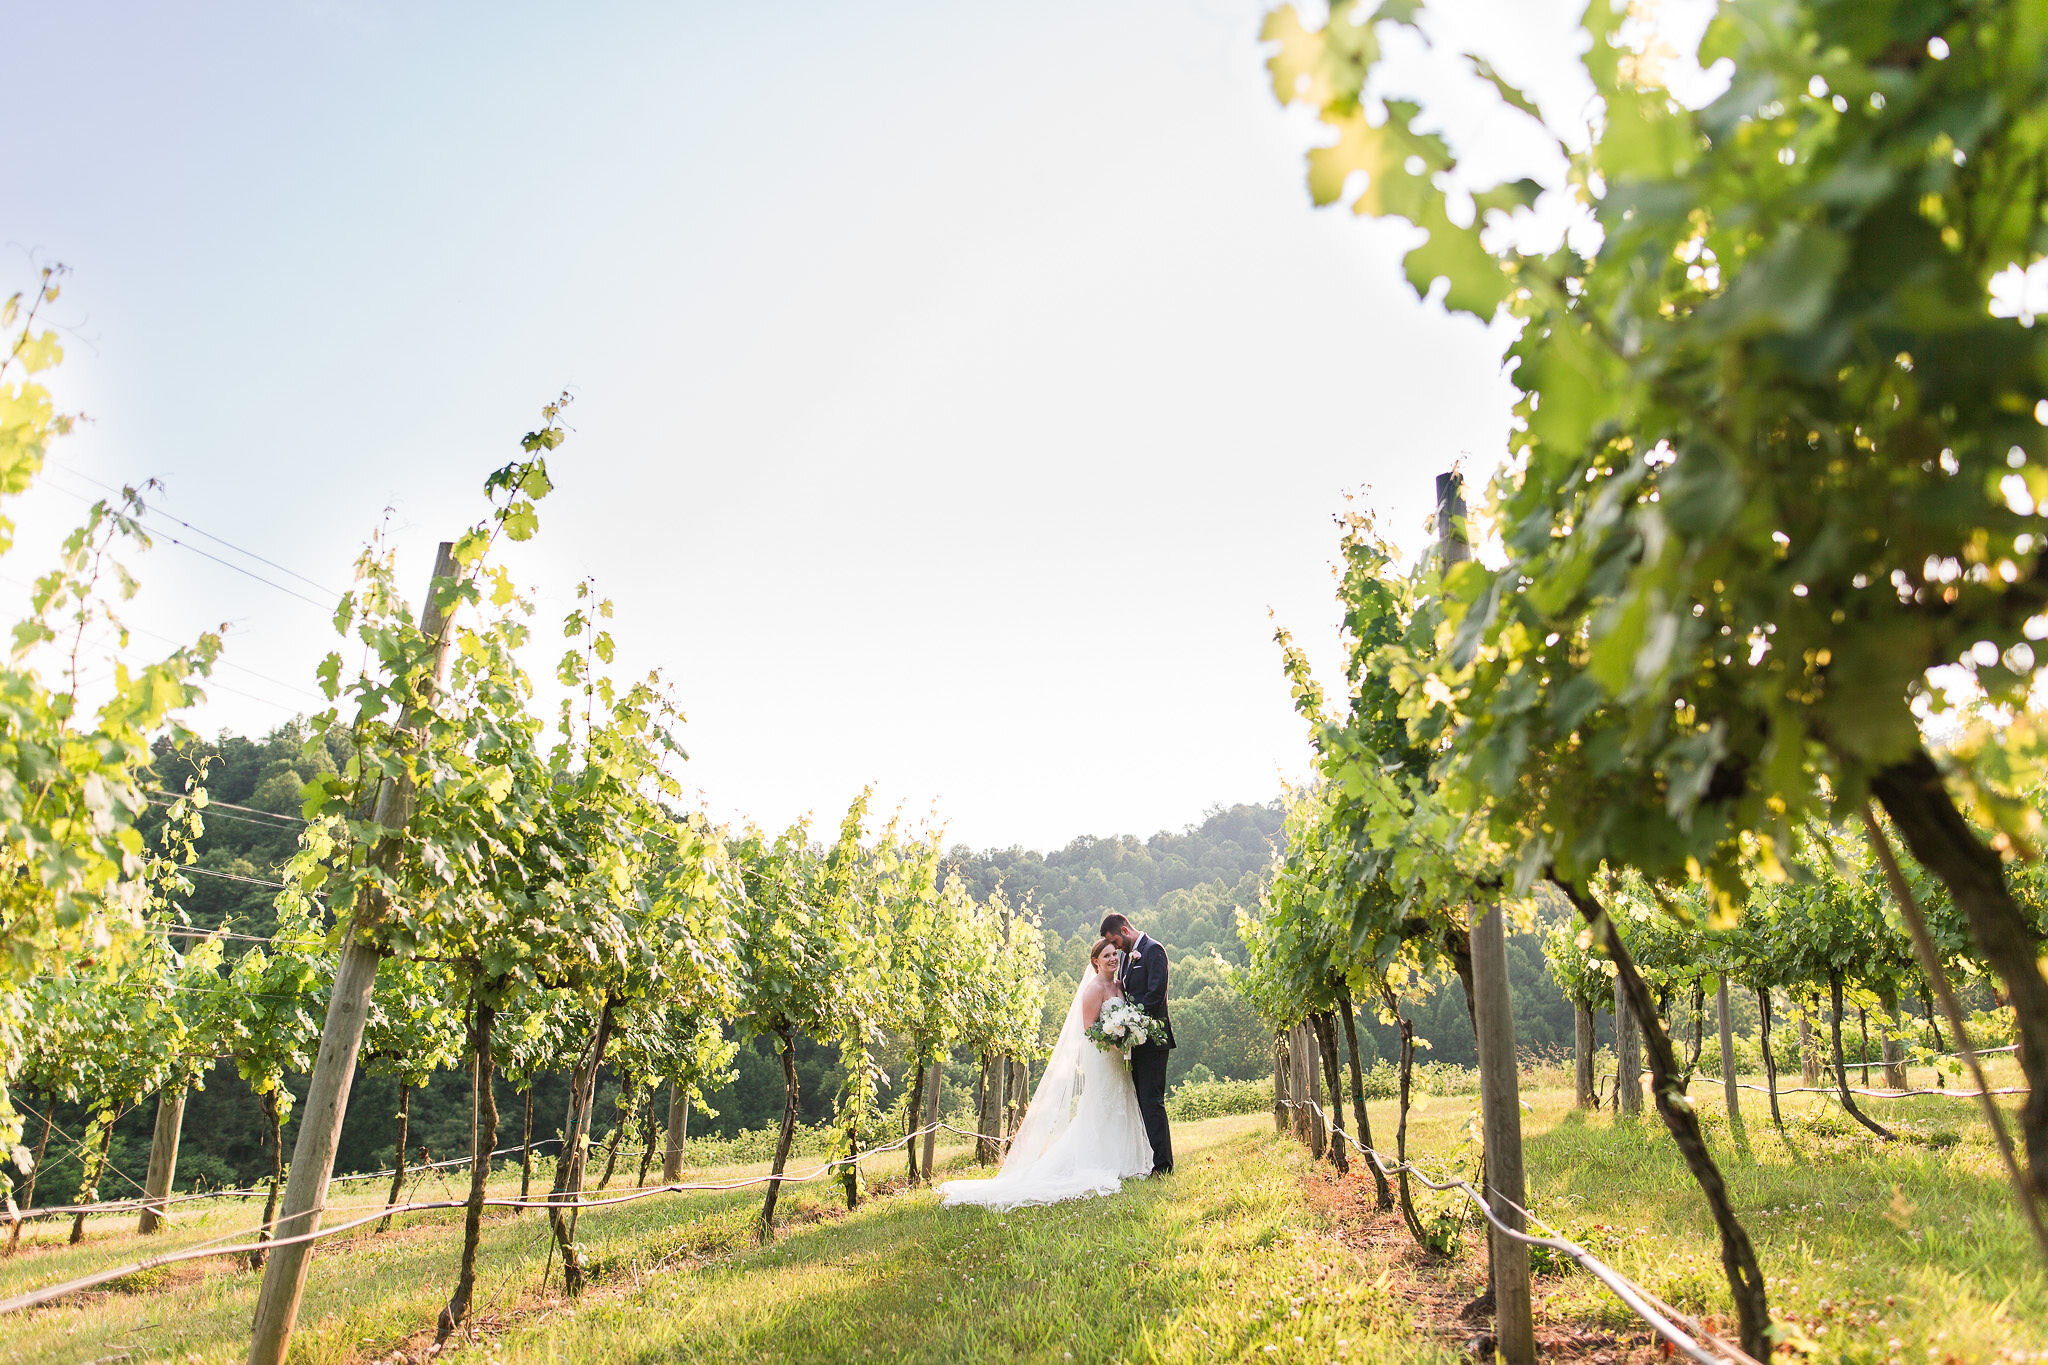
[99,1255,227,1296]
[1299,1165,1677,1364]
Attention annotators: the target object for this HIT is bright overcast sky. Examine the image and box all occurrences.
[10,0,1660,851]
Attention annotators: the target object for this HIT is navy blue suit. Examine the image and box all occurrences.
[1118,932,1174,1173]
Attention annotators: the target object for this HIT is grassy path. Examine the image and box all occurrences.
[7,1073,2045,1364]
[5,1117,1454,1365]
[475,1116,1447,1365]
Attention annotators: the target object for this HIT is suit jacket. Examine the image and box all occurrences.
[1117,932,1176,1049]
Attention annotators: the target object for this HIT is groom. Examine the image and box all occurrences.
[1101,913,1174,1174]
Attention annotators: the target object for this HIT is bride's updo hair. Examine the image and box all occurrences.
[1091,936,1117,965]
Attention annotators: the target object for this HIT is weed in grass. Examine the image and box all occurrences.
[102,1262,174,1295]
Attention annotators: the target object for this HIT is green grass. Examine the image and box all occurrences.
[1365,1056,2045,1365]
[5,1068,2043,1365]
[476,1117,1453,1365]
[3,1117,1455,1365]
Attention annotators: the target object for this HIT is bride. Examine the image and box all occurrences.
[940,937,1153,1210]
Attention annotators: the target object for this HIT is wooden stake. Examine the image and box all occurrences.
[1797,1006,1820,1088]
[1304,1022,1327,1159]
[664,1082,689,1183]
[248,542,464,1365]
[1439,472,1533,1365]
[1470,898,1536,1365]
[1313,1012,1348,1173]
[1880,989,1909,1091]
[1290,1024,1314,1146]
[1574,1003,1597,1109]
[1616,984,1643,1115]
[138,1084,186,1235]
[974,1056,992,1166]
[1273,1033,1290,1134]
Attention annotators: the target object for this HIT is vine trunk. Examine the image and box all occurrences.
[438,992,497,1344]
[1756,988,1784,1131]
[1312,1012,1348,1174]
[1556,877,1771,1360]
[1872,749,2048,1199]
[548,998,616,1296]
[378,1088,410,1235]
[759,1025,800,1243]
[1335,981,1392,1208]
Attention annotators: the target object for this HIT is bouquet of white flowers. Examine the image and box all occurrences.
[1085,997,1159,1058]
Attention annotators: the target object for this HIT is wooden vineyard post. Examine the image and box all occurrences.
[1282,1030,1297,1137]
[1440,472,1535,1365]
[974,1058,992,1165]
[1304,1023,1327,1159]
[996,1056,1013,1151]
[1574,1004,1597,1109]
[920,1056,943,1180]
[1300,1024,1316,1144]
[1273,1033,1290,1133]
[980,1057,998,1162]
[1006,1059,1025,1144]
[1616,986,1643,1115]
[664,1083,689,1183]
[248,542,464,1365]
[1599,1009,1613,1106]
[1880,989,1909,1091]
[1290,1024,1315,1145]
[138,1083,187,1235]
[992,898,1012,1158]
[1797,1007,1820,1088]
[1469,895,1535,1365]
[1313,1014,1348,1173]
[981,1058,999,1161]
[1280,1030,1294,1136]
[1718,977,1741,1129]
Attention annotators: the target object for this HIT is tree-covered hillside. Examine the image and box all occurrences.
[143,722,350,937]
[946,802,1283,951]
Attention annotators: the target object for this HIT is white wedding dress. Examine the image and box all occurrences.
[940,971,1153,1211]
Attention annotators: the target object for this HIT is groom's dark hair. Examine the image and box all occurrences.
[1099,913,1132,936]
